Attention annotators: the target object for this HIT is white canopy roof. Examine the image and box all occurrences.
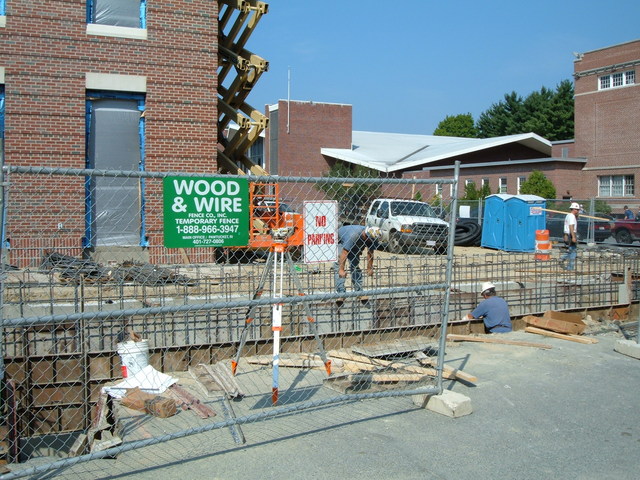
[321,131,552,173]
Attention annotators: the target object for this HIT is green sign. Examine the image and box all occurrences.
[163,176,249,248]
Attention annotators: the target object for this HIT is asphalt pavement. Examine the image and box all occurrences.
[45,328,640,480]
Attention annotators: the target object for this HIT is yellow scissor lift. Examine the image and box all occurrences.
[218,0,270,176]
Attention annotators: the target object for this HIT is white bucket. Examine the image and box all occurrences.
[117,339,149,378]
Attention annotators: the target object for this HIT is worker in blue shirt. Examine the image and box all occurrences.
[335,225,381,298]
[623,206,635,220]
[466,282,512,333]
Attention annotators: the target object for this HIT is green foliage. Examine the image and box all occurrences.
[594,199,612,215]
[317,161,382,223]
[476,80,574,141]
[519,170,556,199]
[479,182,492,199]
[462,181,480,200]
[433,113,478,138]
[413,190,423,201]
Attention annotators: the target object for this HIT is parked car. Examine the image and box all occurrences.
[611,219,640,244]
[365,199,449,254]
[545,212,613,243]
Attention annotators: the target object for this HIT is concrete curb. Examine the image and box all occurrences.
[412,389,473,418]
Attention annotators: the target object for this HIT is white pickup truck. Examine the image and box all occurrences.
[365,199,449,254]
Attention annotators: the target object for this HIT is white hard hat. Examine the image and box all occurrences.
[481,282,495,294]
[365,226,382,240]
[570,202,580,210]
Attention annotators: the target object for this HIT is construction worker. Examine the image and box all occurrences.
[623,205,635,220]
[466,282,512,333]
[335,225,381,298]
[560,202,580,271]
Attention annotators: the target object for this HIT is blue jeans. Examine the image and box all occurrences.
[334,252,363,293]
[561,244,577,270]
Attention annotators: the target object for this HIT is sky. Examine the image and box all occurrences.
[243,0,640,135]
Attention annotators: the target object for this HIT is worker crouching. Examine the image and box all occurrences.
[466,282,512,333]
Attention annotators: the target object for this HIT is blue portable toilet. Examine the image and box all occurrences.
[481,194,546,252]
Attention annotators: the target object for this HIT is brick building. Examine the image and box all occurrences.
[0,1,218,265]
[570,39,639,203]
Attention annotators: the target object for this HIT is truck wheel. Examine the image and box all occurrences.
[389,232,403,254]
[615,229,633,244]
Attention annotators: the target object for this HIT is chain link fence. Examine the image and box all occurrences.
[0,166,461,479]
[1,166,639,478]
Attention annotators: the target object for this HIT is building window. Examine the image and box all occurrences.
[481,178,489,188]
[599,70,635,90]
[499,177,507,194]
[561,147,569,158]
[87,0,146,28]
[517,176,526,194]
[465,179,474,187]
[436,183,443,196]
[598,175,634,197]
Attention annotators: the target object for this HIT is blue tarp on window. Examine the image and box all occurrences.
[91,0,142,28]
[86,97,144,246]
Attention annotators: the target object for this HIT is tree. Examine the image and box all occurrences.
[317,161,381,224]
[476,91,525,138]
[476,81,574,140]
[519,170,556,199]
[433,113,478,137]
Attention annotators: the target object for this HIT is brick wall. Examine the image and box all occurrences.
[266,100,352,177]
[0,1,218,265]
[573,40,640,202]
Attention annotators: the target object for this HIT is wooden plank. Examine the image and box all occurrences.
[524,327,598,344]
[203,363,245,399]
[523,315,585,335]
[189,365,224,396]
[329,372,427,383]
[351,337,437,358]
[540,208,611,221]
[414,352,478,384]
[446,334,552,349]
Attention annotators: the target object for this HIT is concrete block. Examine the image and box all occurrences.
[412,390,472,418]
[614,339,640,360]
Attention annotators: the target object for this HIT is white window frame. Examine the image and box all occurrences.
[598,175,634,197]
[481,178,489,188]
[517,176,526,194]
[599,70,635,90]
[499,177,507,194]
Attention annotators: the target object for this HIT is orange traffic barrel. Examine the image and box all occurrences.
[535,229,551,260]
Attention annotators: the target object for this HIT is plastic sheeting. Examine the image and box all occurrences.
[87,99,142,246]
[93,0,140,28]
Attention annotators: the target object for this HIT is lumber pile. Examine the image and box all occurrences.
[237,336,475,394]
[523,311,598,344]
